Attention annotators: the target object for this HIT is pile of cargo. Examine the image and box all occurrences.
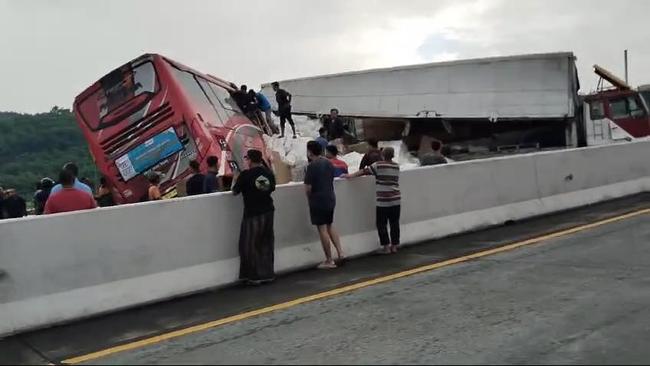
[265,116,420,184]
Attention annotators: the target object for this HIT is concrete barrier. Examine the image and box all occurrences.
[1,141,649,336]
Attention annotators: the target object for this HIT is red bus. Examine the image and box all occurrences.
[73,54,269,204]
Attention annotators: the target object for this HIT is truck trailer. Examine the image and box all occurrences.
[262,52,650,153]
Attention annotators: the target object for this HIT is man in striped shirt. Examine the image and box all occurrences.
[343,147,401,254]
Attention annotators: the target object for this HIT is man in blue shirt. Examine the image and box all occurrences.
[256,91,278,134]
[315,128,329,151]
[50,162,93,196]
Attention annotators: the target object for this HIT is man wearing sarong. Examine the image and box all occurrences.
[232,149,276,285]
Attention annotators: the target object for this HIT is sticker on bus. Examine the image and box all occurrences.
[116,127,184,181]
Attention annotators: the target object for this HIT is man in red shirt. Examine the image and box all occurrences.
[44,170,97,214]
[325,145,349,178]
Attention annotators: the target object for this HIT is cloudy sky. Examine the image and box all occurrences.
[1,0,649,113]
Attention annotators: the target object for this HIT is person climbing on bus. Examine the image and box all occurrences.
[256,90,278,134]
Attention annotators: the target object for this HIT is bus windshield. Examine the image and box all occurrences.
[78,61,159,131]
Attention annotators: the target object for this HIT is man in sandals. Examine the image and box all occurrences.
[304,141,345,268]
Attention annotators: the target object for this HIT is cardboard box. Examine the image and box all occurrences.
[346,141,370,155]
[361,119,407,141]
[271,151,293,184]
[417,135,436,159]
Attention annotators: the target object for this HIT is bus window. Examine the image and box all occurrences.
[201,78,242,115]
[170,66,222,127]
[207,81,241,114]
[78,61,159,130]
[196,78,235,126]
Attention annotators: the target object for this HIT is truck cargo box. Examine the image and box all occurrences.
[261,52,579,122]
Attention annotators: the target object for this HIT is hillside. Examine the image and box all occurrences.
[0,107,98,200]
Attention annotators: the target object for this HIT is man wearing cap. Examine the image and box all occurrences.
[232,149,276,285]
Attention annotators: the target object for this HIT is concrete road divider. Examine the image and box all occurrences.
[1,141,649,337]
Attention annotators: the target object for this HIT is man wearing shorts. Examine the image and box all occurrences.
[304,141,344,268]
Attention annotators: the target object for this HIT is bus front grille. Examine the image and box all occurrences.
[101,102,174,158]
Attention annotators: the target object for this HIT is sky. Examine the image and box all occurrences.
[1,0,649,113]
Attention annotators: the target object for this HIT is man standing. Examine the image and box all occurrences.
[185,160,206,196]
[359,139,382,170]
[44,170,97,214]
[50,162,93,196]
[304,141,344,269]
[322,108,346,141]
[272,81,296,139]
[34,177,55,214]
[203,156,222,194]
[420,140,448,166]
[3,189,27,218]
[315,128,329,151]
[232,149,276,285]
[343,147,401,254]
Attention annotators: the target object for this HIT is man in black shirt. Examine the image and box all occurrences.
[359,138,383,170]
[185,160,206,196]
[232,85,251,114]
[322,108,347,141]
[33,178,55,215]
[3,189,27,218]
[232,149,276,284]
[272,81,296,139]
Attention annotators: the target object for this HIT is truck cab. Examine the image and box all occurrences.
[583,66,650,146]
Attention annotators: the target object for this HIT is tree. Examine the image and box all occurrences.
[0,110,98,199]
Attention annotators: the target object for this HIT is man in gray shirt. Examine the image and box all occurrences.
[420,140,448,166]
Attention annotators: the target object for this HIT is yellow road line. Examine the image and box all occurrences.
[63,207,650,364]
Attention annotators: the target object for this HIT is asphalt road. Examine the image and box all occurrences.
[1,194,649,365]
[93,208,650,364]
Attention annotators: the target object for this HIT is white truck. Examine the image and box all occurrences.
[261,52,650,154]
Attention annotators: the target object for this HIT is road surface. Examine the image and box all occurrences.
[1,194,649,365]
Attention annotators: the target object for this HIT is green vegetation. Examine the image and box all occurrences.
[0,107,98,200]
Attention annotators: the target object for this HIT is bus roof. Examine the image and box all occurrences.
[74,53,237,105]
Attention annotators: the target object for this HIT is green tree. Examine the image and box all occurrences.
[0,109,98,200]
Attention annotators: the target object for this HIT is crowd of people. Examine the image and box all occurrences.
[145,156,224,202]
[0,163,101,219]
[230,97,449,284]
[231,137,408,284]
[229,81,300,139]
